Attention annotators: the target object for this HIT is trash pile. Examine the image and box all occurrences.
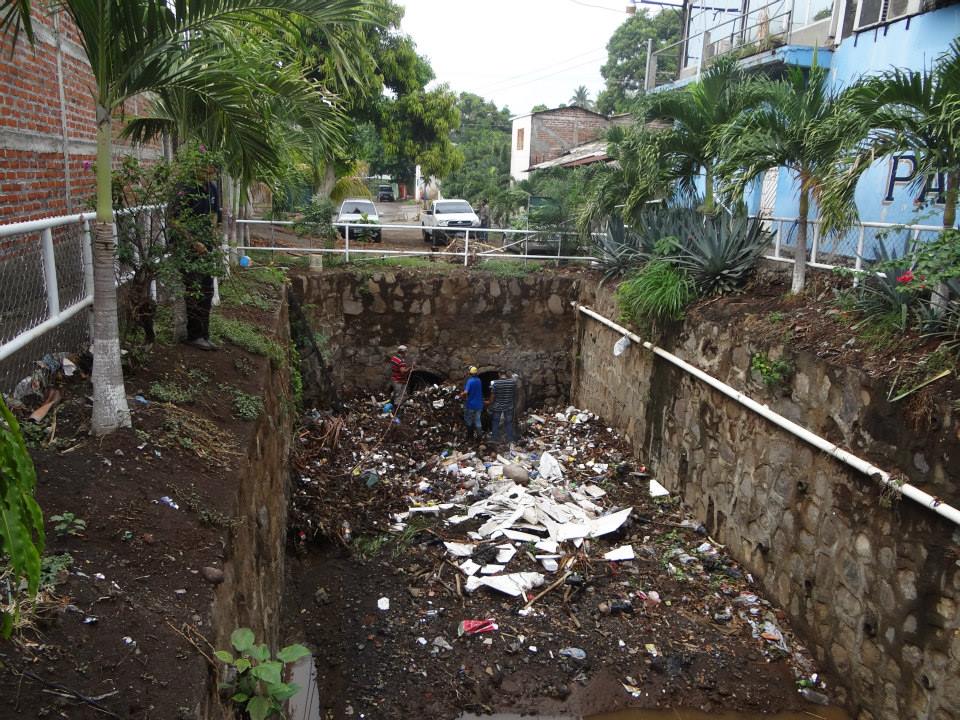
[292,383,829,713]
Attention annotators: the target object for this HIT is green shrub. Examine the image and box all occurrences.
[751,352,794,387]
[617,261,697,323]
[0,396,45,637]
[216,628,310,720]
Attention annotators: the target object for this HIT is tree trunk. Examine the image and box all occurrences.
[932,170,959,312]
[90,104,131,434]
[791,186,809,294]
[703,163,714,214]
[318,163,336,198]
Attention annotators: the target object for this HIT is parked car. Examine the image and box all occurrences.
[421,199,480,243]
[336,198,381,242]
[377,184,395,202]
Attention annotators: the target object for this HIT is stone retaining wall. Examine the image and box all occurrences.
[290,269,581,408]
[572,286,960,720]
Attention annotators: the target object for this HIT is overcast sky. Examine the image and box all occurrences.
[398,0,637,116]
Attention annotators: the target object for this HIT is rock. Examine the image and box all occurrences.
[502,464,529,484]
[142,533,156,545]
[315,587,331,605]
[200,566,224,585]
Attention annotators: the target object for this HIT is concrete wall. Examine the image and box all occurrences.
[290,269,581,408]
[572,286,960,720]
[510,114,533,181]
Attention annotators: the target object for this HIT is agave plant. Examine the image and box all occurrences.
[593,216,655,279]
[671,213,771,295]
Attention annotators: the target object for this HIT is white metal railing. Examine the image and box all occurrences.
[0,212,95,363]
[756,215,944,272]
[0,206,164,366]
[649,0,795,88]
[234,220,598,266]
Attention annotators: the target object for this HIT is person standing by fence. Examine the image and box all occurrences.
[170,155,221,351]
[478,199,491,242]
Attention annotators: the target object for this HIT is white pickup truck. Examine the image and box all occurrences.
[421,199,480,243]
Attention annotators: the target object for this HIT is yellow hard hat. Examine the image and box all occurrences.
[469,366,478,375]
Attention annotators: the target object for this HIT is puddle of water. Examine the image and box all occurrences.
[462,709,850,720]
[286,655,322,720]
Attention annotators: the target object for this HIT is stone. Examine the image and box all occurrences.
[502,464,530,484]
[898,569,918,601]
[547,294,564,315]
[200,566,224,585]
[854,533,872,557]
[913,452,930,474]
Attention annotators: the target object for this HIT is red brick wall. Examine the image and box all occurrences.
[0,7,161,224]
[529,108,611,167]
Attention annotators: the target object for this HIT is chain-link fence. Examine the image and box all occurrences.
[0,216,92,398]
[761,216,945,270]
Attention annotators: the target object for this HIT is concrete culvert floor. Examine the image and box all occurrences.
[283,384,849,720]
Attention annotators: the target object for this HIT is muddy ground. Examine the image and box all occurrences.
[0,270,287,719]
[282,387,834,720]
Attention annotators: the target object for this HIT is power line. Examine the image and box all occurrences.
[482,56,608,94]
[471,46,608,92]
[567,0,628,13]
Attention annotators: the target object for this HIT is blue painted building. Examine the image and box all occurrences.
[647,0,960,259]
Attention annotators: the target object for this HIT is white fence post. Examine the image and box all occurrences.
[40,227,60,318]
[344,224,350,263]
[810,221,819,265]
[853,226,866,287]
[464,230,470,266]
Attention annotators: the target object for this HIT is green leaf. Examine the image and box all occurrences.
[246,695,272,720]
[214,650,234,665]
[276,643,310,664]
[231,628,255,653]
[250,660,282,686]
[230,692,249,703]
[248,643,271,662]
[267,681,299,701]
[235,658,251,673]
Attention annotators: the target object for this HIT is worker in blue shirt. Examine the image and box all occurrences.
[459,366,484,440]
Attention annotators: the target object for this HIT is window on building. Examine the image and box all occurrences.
[516,128,525,151]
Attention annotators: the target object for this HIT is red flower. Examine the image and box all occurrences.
[897,270,914,284]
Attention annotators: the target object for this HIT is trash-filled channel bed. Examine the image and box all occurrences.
[284,384,844,720]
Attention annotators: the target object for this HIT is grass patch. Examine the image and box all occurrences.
[352,533,392,560]
[149,378,195,404]
[210,315,283,363]
[218,383,265,421]
[617,261,697,323]
[478,259,542,277]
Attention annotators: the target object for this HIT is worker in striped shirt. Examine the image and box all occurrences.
[489,373,519,445]
[389,345,410,407]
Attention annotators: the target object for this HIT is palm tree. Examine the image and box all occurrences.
[715,62,864,293]
[824,39,960,306]
[0,1,368,435]
[570,85,593,110]
[646,56,765,214]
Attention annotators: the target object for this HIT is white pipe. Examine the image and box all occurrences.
[0,296,92,362]
[232,245,598,262]
[575,303,960,528]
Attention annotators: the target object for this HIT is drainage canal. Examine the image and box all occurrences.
[279,269,851,720]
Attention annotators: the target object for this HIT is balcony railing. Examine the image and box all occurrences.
[645,0,831,90]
